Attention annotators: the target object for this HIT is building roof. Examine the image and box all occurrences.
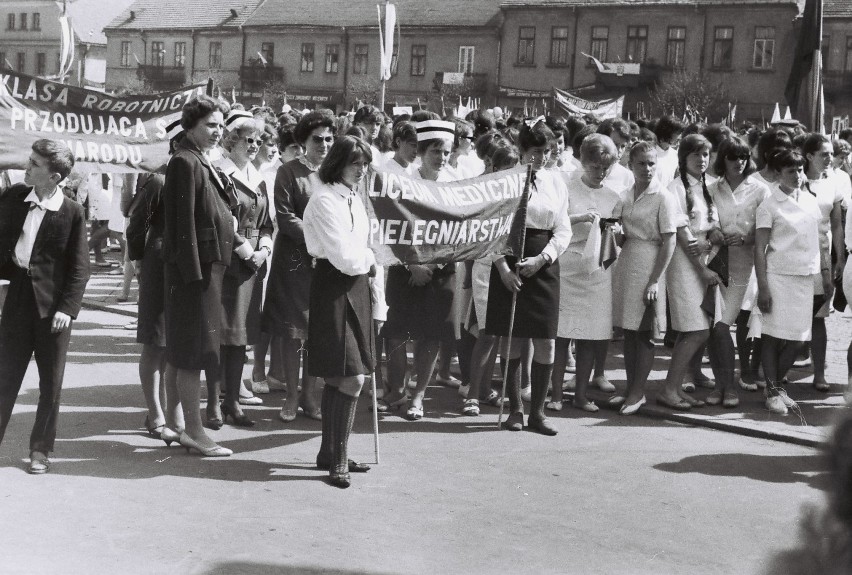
[105,0,264,32]
[243,0,503,29]
[500,0,798,7]
[825,0,852,18]
[68,0,137,44]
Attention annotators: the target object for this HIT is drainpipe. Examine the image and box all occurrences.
[190,29,197,84]
[342,26,349,107]
[698,3,706,71]
[241,26,247,97]
[569,6,578,89]
[495,18,502,107]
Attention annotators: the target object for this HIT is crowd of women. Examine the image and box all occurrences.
[126,92,852,487]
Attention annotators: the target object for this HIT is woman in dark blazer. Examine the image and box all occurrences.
[262,110,336,422]
[160,95,235,457]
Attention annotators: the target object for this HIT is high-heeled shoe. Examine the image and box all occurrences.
[160,427,181,447]
[178,432,232,457]
[221,402,255,427]
[144,415,165,439]
[204,407,223,431]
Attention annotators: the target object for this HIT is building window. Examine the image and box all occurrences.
[752,26,775,69]
[36,52,45,75]
[16,52,25,72]
[7,13,14,30]
[459,46,475,73]
[550,27,569,66]
[260,42,274,66]
[626,26,648,63]
[32,12,39,30]
[300,43,314,72]
[19,13,27,30]
[845,36,852,72]
[173,42,186,67]
[517,26,535,65]
[208,42,221,69]
[354,44,368,75]
[410,45,426,76]
[390,47,398,75]
[590,26,609,62]
[712,27,734,69]
[666,27,686,68]
[325,44,339,73]
[151,41,164,67]
[120,41,131,67]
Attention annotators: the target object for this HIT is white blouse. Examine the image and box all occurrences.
[524,168,573,262]
[707,175,771,239]
[667,173,719,234]
[563,172,621,248]
[303,179,376,276]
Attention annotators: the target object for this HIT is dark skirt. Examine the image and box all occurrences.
[164,261,226,371]
[382,264,458,340]
[307,259,375,378]
[484,229,559,339]
[261,235,312,339]
[220,261,265,346]
[136,241,166,347]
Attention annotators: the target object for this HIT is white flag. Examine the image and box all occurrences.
[377,3,396,81]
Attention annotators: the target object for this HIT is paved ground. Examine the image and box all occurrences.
[0,260,845,574]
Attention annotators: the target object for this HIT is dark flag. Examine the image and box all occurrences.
[784,0,822,119]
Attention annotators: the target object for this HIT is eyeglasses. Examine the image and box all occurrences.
[459,134,474,141]
[311,135,335,144]
[243,137,261,146]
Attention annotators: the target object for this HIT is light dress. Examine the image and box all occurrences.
[557,172,621,340]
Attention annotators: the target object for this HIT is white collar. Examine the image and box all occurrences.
[216,157,265,192]
[25,188,63,211]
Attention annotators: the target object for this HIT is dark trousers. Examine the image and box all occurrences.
[0,267,72,454]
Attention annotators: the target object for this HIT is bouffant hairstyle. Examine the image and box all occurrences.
[181,95,229,131]
[580,133,618,167]
[293,109,336,146]
[517,119,554,153]
[653,115,685,143]
[756,128,793,168]
[353,105,383,125]
[491,145,520,172]
[222,118,263,152]
[318,135,373,185]
[768,148,805,172]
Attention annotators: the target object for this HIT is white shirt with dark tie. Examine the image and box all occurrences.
[13,188,64,269]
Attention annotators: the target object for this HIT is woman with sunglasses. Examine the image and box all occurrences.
[263,109,336,422]
[209,111,274,427]
[704,137,771,408]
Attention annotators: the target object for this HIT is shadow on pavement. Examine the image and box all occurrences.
[654,452,829,489]
[200,563,398,575]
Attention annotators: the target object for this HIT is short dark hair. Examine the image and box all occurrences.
[354,105,383,125]
[596,118,631,141]
[839,128,852,143]
[31,139,74,180]
[701,124,733,152]
[491,146,520,172]
[713,136,755,178]
[293,109,336,146]
[452,118,474,150]
[277,126,298,152]
[181,94,229,131]
[654,115,685,143]
[768,148,805,172]
[756,128,793,167]
[392,121,417,150]
[518,119,554,153]
[318,135,373,185]
[802,132,831,173]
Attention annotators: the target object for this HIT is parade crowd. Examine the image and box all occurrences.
[2,92,852,489]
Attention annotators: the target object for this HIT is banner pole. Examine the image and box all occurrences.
[371,367,380,464]
[497,165,533,429]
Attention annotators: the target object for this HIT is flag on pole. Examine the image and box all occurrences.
[58,16,75,78]
[377,3,397,81]
[784,0,822,120]
[783,106,792,120]
[770,103,781,123]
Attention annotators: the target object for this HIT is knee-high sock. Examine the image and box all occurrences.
[331,390,359,475]
[529,361,554,421]
[316,384,336,465]
[504,357,522,414]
